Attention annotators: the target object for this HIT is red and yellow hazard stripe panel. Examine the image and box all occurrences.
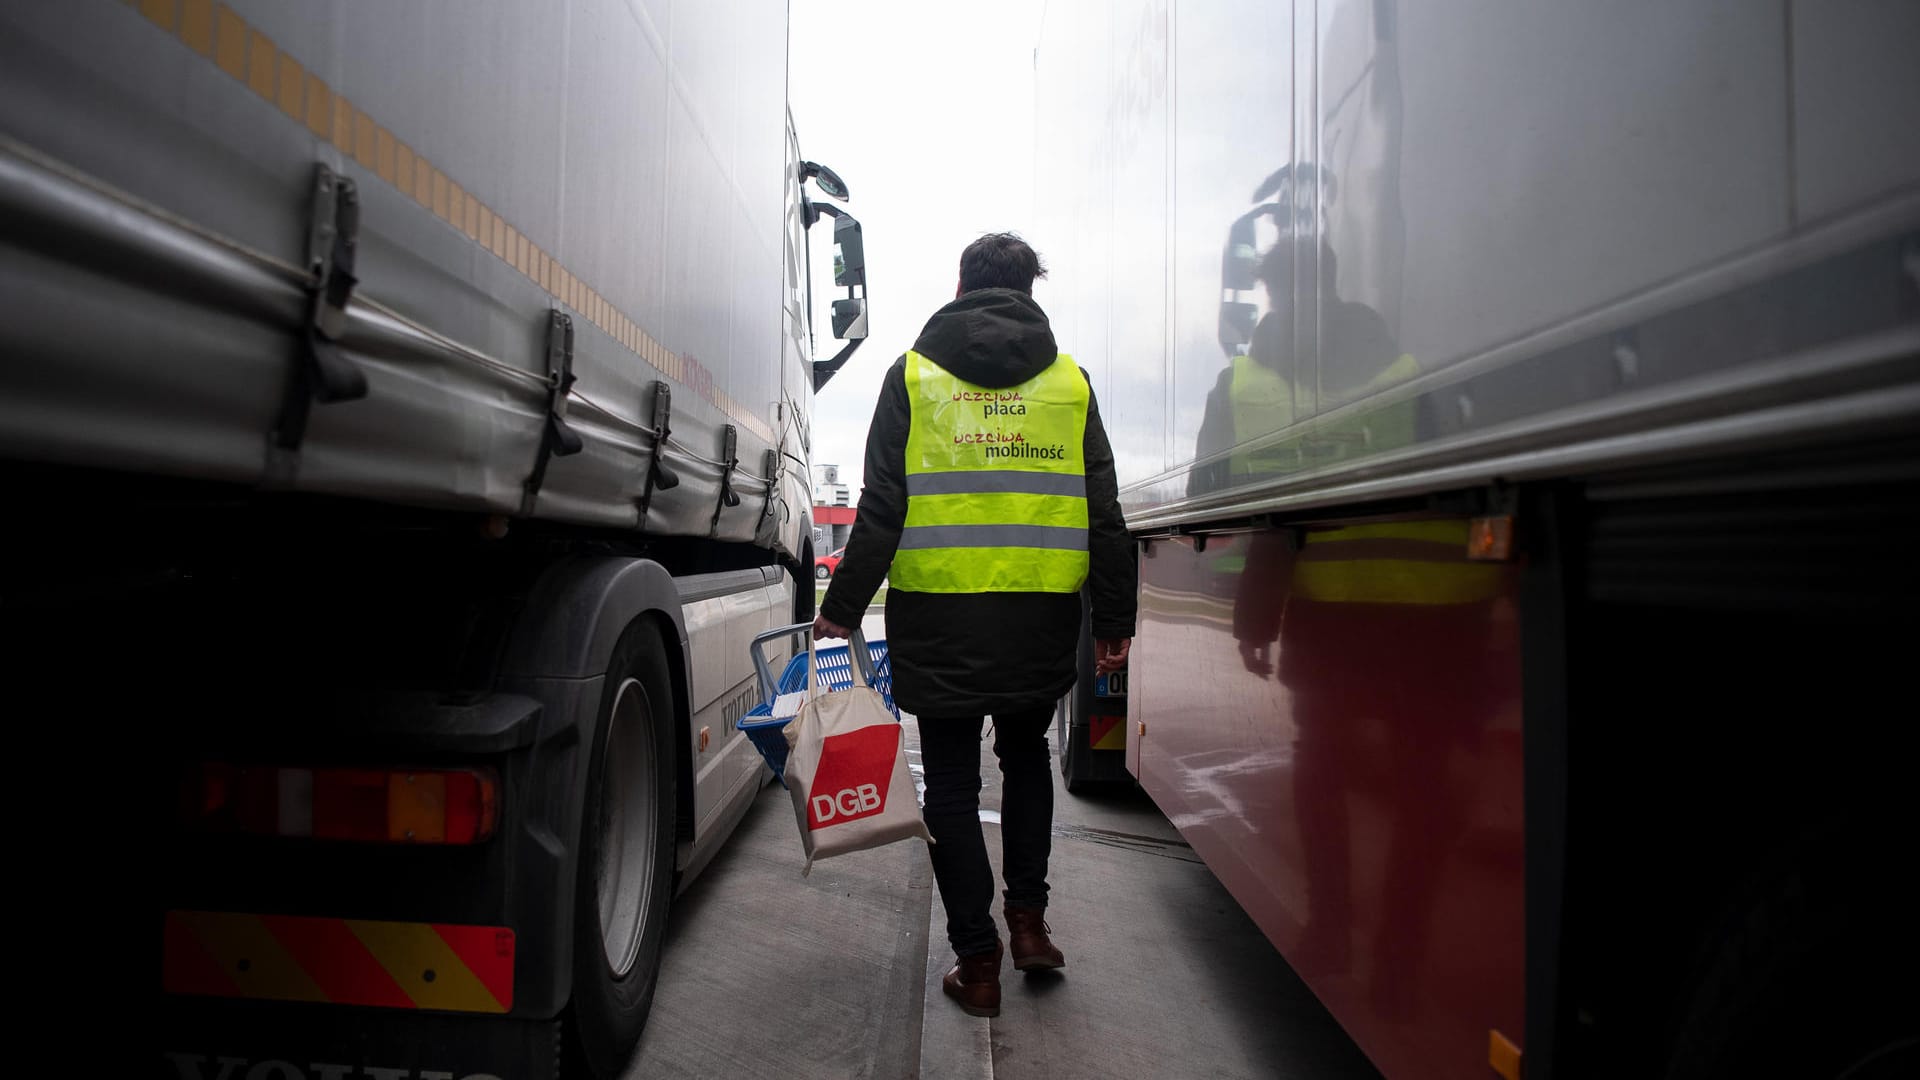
[1088,714,1126,752]
[164,910,514,1013]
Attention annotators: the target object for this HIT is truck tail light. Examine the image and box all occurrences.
[183,764,498,844]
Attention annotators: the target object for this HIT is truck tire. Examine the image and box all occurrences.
[794,557,817,623]
[1059,588,1130,794]
[1058,669,1121,794]
[565,618,678,1077]
[1057,694,1090,794]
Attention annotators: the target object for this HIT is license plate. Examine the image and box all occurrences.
[1095,672,1127,697]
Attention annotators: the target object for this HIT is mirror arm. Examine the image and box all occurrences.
[812,338,866,392]
[801,193,817,357]
[801,197,866,389]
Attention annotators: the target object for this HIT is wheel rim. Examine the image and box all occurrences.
[815,565,829,579]
[596,676,658,978]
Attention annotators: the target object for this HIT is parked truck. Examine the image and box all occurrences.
[1039,3,1919,1079]
[0,1,869,1076]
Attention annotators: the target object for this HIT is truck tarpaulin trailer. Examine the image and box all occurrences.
[1038,2,1919,1079]
[0,1,869,1076]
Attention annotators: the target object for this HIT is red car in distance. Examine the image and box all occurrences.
[814,546,845,580]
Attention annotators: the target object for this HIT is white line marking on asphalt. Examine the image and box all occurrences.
[912,712,992,1080]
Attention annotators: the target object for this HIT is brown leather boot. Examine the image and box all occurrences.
[941,940,1003,1017]
[1004,905,1065,971]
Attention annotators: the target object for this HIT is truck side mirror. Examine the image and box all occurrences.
[833,214,864,287]
[1222,215,1261,291]
[1219,301,1257,355]
[1223,241,1259,291]
[801,160,850,202]
[832,297,868,341]
[808,200,869,390]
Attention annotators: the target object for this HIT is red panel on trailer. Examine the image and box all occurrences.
[1132,517,1524,1080]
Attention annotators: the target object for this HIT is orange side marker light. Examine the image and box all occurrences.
[1467,515,1515,562]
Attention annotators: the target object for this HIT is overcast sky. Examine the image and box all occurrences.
[789,0,1046,493]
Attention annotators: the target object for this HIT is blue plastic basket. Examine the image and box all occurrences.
[737,627,896,787]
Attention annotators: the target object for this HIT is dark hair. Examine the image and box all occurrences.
[1256,240,1338,295]
[958,232,1048,294]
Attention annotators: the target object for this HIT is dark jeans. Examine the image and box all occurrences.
[918,705,1055,958]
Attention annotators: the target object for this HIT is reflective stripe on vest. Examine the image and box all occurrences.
[1291,520,1504,606]
[894,350,1090,593]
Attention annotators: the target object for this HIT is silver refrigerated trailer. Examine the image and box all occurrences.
[0,2,870,1076]
[1038,3,1920,1079]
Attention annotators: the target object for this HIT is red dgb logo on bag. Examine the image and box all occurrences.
[807,724,900,830]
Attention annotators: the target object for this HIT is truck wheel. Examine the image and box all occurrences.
[566,619,678,1077]
[1057,692,1089,794]
[791,543,817,623]
[1059,592,1131,795]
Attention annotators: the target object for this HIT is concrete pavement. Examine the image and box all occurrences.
[628,776,931,1079]
[628,612,1379,1079]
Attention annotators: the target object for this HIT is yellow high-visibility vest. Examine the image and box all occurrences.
[1228,355,1300,479]
[893,350,1090,593]
[1291,520,1504,606]
[1227,352,1421,478]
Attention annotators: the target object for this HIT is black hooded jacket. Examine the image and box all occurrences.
[819,288,1137,718]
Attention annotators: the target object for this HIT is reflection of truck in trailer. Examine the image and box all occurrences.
[1039,2,1919,1078]
[0,2,868,1077]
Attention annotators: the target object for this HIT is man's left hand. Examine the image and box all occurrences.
[813,613,853,640]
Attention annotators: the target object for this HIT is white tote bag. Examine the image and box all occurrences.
[781,636,933,874]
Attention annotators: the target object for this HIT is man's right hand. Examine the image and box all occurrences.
[1095,637,1131,674]
[813,613,853,640]
[1238,640,1272,677]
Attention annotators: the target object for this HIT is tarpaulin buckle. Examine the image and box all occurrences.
[268,164,369,481]
[636,381,680,529]
[520,309,585,516]
[710,424,740,536]
[760,448,782,527]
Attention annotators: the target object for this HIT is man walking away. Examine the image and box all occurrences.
[815,233,1137,1018]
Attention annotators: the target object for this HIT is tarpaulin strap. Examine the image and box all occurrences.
[268,164,368,481]
[709,424,740,536]
[520,309,584,516]
[636,380,680,528]
[759,448,783,532]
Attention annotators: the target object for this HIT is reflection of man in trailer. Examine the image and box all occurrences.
[1188,168,1414,500]
[1224,501,1510,1021]
[1268,522,1508,1021]
[1200,163,1509,1021]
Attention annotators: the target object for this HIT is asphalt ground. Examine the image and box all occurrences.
[628,610,1380,1080]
